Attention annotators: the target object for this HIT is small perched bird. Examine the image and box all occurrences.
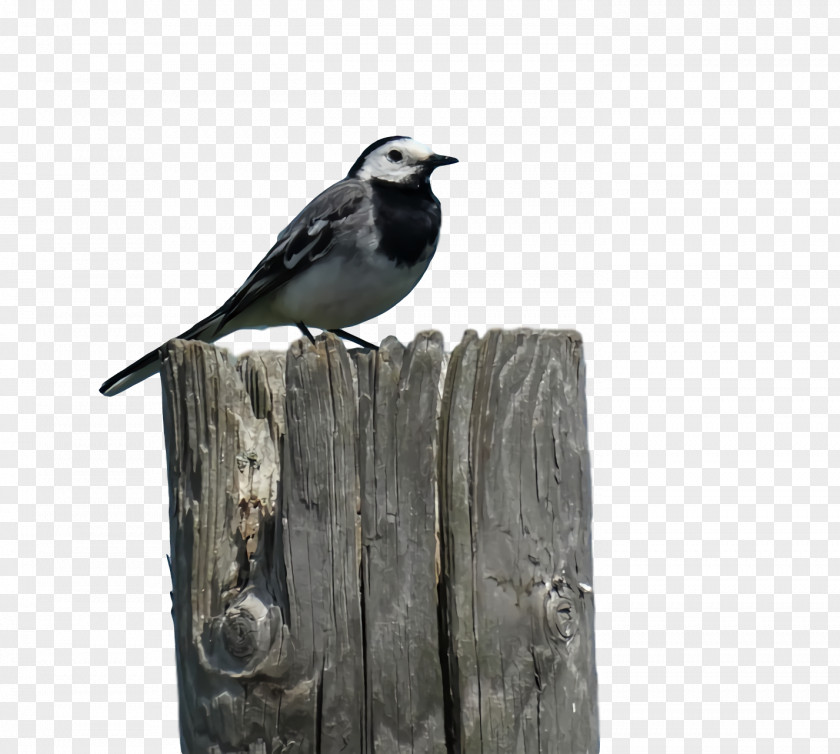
[100,136,458,396]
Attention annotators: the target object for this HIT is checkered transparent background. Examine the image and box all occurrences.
[2,2,838,752]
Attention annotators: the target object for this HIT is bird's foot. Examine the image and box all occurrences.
[296,322,316,344]
[328,328,379,350]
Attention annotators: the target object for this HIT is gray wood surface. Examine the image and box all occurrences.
[357,333,447,753]
[160,329,597,754]
[439,330,598,752]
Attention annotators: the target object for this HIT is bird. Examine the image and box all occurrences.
[99,136,458,397]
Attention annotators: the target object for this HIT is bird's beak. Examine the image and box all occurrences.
[426,153,459,168]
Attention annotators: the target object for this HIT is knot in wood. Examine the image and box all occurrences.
[545,584,578,643]
[221,607,259,659]
[235,449,261,473]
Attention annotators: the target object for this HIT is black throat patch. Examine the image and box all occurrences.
[370,179,442,268]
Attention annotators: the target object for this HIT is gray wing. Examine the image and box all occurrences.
[215,179,369,331]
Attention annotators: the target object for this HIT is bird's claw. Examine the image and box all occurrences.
[329,328,379,350]
[296,322,316,344]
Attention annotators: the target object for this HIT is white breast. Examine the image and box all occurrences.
[268,246,434,330]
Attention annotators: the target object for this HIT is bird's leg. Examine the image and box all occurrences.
[296,322,316,344]
[329,328,379,350]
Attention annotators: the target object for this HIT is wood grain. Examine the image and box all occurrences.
[160,330,597,754]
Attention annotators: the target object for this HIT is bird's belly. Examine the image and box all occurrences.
[271,252,431,329]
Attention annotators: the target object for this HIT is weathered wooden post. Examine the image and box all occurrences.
[160,329,598,754]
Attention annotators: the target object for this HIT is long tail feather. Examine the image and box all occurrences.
[99,310,227,397]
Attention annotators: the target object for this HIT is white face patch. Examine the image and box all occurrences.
[355,138,436,183]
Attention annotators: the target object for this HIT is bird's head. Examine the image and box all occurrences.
[348,136,458,187]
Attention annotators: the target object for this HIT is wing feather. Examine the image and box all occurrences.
[215,180,368,331]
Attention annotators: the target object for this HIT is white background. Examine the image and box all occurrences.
[3,2,838,751]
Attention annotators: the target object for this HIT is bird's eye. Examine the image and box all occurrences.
[387,149,403,162]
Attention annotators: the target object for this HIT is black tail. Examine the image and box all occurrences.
[99,309,227,397]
